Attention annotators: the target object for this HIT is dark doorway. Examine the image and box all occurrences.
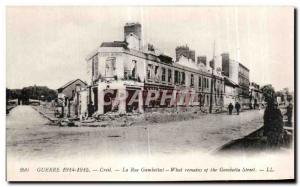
[104,89,117,114]
[93,87,98,112]
[126,89,139,112]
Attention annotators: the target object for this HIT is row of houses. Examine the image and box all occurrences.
[57,22,263,119]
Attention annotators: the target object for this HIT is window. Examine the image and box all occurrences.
[155,66,159,75]
[175,70,180,84]
[168,69,172,83]
[207,78,209,89]
[181,72,185,85]
[147,64,153,80]
[105,57,116,77]
[132,60,137,78]
[154,65,160,82]
[198,76,202,90]
[161,67,166,82]
[203,77,206,89]
[190,74,194,87]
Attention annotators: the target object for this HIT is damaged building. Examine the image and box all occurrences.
[77,22,226,118]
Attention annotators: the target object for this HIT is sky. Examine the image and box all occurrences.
[6,6,294,91]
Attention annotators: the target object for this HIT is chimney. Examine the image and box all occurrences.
[124,22,142,50]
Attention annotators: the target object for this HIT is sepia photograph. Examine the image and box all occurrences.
[6,6,295,181]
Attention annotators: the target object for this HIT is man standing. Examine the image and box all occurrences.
[235,102,241,115]
[264,102,284,148]
[228,103,233,115]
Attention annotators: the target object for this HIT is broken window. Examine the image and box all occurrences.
[161,67,166,82]
[132,60,137,79]
[198,76,202,90]
[207,78,209,89]
[147,64,153,80]
[190,74,194,87]
[181,72,185,85]
[175,70,180,84]
[168,69,172,83]
[154,65,160,82]
[105,57,116,78]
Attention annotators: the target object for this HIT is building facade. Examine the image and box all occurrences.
[249,82,263,109]
[58,79,87,101]
[238,63,250,108]
[221,53,250,108]
[78,23,225,117]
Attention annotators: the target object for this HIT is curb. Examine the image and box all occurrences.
[31,106,58,123]
[212,126,264,154]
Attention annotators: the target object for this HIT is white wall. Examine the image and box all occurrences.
[229,60,239,83]
[126,34,140,50]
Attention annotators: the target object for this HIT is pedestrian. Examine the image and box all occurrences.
[235,102,241,115]
[285,102,293,126]
[228,103,233,115]
[254,99,258,109]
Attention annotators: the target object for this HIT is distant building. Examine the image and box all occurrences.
[188,50,196,62]
[197,56,207,66]
[221,53,250,108]
[249,82,263,108]
[57,79,87,100]
[223,76,239,107]
[238,63,250,107]
[276,88,293,105]
[175,45,195,62]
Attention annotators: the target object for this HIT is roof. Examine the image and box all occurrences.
[125,22,141,27]
[224,77,239,87]
[100,41,128,48]
[238,63,249,71]
[158,54,173,64]
[58,79,87,91]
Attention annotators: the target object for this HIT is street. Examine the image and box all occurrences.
[7,106,264,160]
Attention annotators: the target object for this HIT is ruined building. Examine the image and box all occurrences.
[76,23,225,118]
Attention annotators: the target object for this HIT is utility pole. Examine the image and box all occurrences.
[209,41,215,113]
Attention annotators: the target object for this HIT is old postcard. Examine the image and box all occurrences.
[6,6,295,181]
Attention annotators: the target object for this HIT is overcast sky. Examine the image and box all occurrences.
[6,6,294,91]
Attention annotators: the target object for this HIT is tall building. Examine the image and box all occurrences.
[221,53,238,83]
[220,52,250,107]
[221,53,230,77]
[238,63,250,106]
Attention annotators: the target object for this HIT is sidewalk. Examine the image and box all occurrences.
[31,105,59,123]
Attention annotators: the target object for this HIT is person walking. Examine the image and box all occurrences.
[235,102,241,115]
[228,103,233,115]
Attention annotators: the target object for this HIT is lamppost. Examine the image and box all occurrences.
[209,68,214,114]
[209,41,216,114]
